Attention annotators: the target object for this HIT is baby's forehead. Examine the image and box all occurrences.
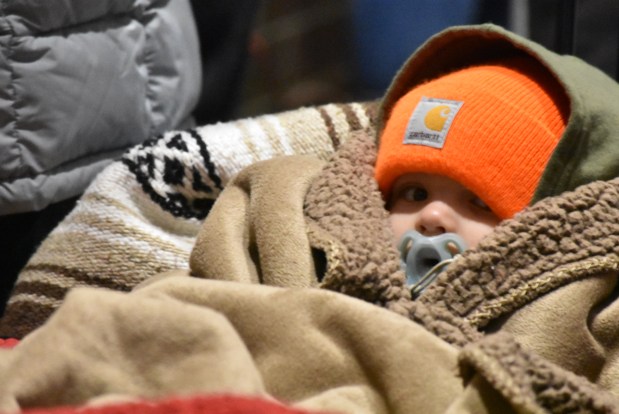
[394,172,462,186]
[392,173,481,196]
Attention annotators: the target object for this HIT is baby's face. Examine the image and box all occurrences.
[388,173,501,248]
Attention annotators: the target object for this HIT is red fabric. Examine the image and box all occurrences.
[0,338,19,348]
[23,395,337,414]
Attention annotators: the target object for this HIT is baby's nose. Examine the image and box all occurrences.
[415,201,457,236]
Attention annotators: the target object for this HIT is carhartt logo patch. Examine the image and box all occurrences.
[404,97,463,148]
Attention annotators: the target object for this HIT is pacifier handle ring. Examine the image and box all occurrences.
[410,258,455,299]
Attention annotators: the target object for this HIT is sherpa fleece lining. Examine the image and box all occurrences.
[423,177,619,330]
[303,131,484,346]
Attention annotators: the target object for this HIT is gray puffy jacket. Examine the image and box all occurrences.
[0,0,201,214]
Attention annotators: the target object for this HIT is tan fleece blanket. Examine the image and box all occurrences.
[3,274,618,413]
[0,278,465,413]
[1,131,618,413]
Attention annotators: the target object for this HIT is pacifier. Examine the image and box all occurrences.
[398,230,467,298]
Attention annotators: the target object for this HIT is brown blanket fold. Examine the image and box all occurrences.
[0,278,465,414]
[1,106,618,413]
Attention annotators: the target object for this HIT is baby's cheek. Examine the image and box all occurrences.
[388,213,408,246]
[465,222,498,248]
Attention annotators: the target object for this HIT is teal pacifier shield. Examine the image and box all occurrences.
[398,230,467,287]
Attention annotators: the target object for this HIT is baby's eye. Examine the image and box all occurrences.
[470,196,492,212]
[401,186,428,202]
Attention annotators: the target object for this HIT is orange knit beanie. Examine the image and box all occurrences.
[375,57,568,219]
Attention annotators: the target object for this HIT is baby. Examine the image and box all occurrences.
[374,56,569,294]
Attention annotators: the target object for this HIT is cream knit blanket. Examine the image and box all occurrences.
[0,102,378,338]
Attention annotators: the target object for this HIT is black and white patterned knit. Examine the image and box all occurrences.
[0,102,378,338]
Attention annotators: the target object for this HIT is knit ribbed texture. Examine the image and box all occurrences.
[375,57,568,219]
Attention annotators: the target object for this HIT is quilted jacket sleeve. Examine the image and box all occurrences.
[0,0,201,214]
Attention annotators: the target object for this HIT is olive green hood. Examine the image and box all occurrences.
[378,23,619,205]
